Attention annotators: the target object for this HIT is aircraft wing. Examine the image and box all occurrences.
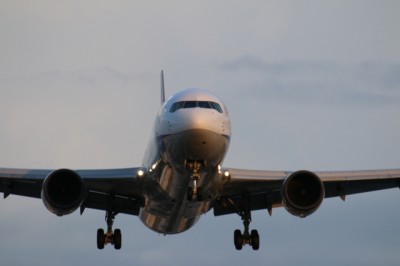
[214,168,400,216]
[0,167,144,215]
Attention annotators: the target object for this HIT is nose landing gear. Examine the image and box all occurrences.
[185,160,205,201]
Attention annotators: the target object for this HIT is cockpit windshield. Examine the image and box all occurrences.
[170,101,223,113]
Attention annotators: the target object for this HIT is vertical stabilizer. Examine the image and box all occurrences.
[161,70,165,105]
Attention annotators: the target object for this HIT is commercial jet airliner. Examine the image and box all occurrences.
[1,72,400,251]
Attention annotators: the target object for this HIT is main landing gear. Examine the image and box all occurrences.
[233,195,260,250]
[97,196,122,250]
[234,220,260,251]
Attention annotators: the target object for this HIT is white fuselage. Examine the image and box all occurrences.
[139,88,232,234]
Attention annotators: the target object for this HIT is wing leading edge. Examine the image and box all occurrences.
[214,168,400,216]
[2,167,399,216]
[0,167,144,216]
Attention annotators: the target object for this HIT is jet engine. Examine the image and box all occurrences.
[281,170,325,218]
[41,169,86,216]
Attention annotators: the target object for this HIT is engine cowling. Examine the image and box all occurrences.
[281,170,325,218]
[41,169,86,216]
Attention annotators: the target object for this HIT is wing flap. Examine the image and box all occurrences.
[317,169,400,181]
[0,168,51,198]
[215,167,400,217]
[83,191,141,216]
[214,190,282,216]
[324,178,400,199]
[214,168,286,216]
[220,168,286,197]
[318,169,400,198]
[0,178,42,199]
[0,167,145,216]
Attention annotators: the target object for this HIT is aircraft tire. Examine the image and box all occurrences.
[234,229,243,250]
[97,228,105,249]
[114,229,122,250]
[251,230,260,250]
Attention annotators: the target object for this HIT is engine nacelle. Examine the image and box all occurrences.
[281,170,325,218]
[41,169,86,216]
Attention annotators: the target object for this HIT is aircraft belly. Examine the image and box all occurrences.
[139,199,211,234]
[139,129,228,234]
[140,166,214,234]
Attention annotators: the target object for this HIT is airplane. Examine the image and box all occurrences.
[1,71,400,251]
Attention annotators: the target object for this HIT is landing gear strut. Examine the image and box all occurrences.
[233,195,260,250]
[186,160,204,201]
[97,196,122,250]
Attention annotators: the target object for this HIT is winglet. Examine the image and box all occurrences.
[161,70,165,105]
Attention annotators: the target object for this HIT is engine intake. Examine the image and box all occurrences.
[41,169,86,216]
[281,170,324,218]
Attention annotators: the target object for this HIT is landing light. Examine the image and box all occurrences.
[224,171,230,177]
[137,170,145,177]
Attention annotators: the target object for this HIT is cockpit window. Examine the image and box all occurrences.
[170,101,223,113]
[198,101,211,109]
[184,101,197,108]
[210,102,223,113]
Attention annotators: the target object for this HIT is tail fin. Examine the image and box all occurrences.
[160,70,165,105]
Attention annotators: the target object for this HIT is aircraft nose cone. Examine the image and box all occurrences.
[175,109,230,136]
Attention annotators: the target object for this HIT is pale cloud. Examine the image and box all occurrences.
[221,57,400,106]
[1,1,400,266]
